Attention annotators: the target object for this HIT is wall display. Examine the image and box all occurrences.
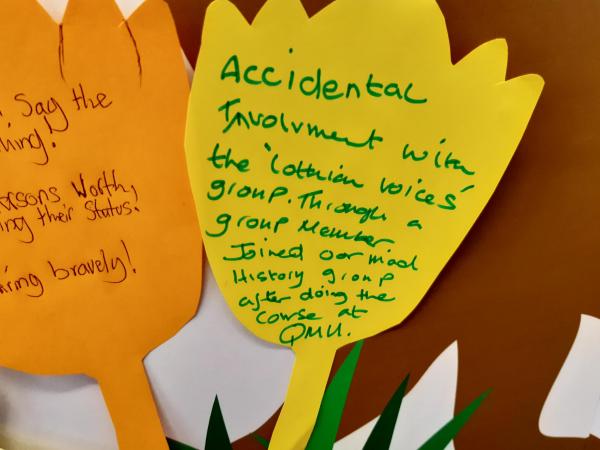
[0,0,598,449]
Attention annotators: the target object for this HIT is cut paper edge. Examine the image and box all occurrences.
[305,341,364,450]
[205,396,233,450]
[540,315,600,438]
[252,0,309,27]
[455,38,508,83]
[363,375,410,450]
[334,341,458,450]
[419,389,490,450]
[201,0,542,86]
[37,0,145,22]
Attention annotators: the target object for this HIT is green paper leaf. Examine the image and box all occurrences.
[206,396,233,450]
[363,374,410,450]
[253,432,270,448]
[306,340,364,450]
[167,437,198,450]
[419,389,491,450]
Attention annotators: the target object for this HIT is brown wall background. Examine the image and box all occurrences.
[165,1,600,448]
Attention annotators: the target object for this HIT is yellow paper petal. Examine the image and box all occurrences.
[456,38,508,84]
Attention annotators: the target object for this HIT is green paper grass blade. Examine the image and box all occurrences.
[305,340,364,450]
[419,389,491,450]
[206,396,233,450]
[253,433,270,448]
[167,438,198,450]
[363,374,410,450]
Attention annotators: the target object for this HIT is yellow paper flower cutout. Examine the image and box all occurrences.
[186,0,543,448]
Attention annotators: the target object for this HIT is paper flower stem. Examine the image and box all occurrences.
[270,348,337,450]
[97,359,167,450]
